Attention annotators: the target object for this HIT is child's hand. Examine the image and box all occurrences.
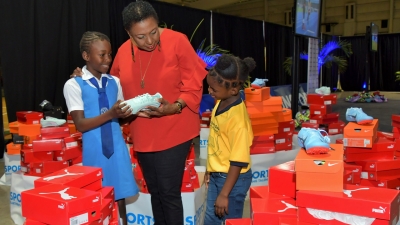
[214,194,229,217]
[112,100,132,118]
[203,172,210,189]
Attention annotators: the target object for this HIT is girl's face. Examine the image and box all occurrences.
[127,17,160,52]
[206,74,232,101]
[84,40,112,78]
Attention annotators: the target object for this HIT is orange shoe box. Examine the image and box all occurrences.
[272,109,292,122]
[296,184,400,223]
[309,104,332,115]
[9,121,19,134]
[295,144,344,192]
[249,185,292,200]
[244,87,270,102]
[249,113,278,125]
[343,119,379,148]
[6,142,22,155]
[245,96,282,113]
[16,111,43,125]
[225,218,252,225]
[269,161,296,199]
[251,198,297,225]
[34,165,103,189]
[307,94,337,105]
[21,183,101,225]
[17,122,41,136]
[252,123,279,136]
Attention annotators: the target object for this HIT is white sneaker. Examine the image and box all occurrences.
[315,86,331,95]
[40,116,67,128]
[121,93,162,114]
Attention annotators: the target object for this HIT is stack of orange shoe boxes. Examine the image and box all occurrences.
[9,111,83,177]
[245,87,294,154]
[304,94,344,135]
[21,165,118,225]
[131,143,200,194]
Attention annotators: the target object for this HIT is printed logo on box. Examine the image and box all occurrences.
[10,191,21,206]
[372,206,386,214]
[5,165,21,175]
[252,169,268,183]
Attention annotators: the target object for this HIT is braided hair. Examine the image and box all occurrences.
[79,31,110,54]
[208,54,256,89]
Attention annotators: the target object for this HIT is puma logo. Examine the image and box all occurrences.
[343,187,369,197]
[43,169,83,181]
[39,187,77,200]
[277,201,297,212]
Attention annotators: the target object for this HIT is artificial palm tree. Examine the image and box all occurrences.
[283,40,353,76]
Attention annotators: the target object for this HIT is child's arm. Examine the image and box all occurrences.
[214,165,242,217]
[71,100,131,133]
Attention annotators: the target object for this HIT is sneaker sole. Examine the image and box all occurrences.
[305,147,330,154]
[357,119,373,125]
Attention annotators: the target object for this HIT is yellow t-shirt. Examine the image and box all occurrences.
[206,98,253,173]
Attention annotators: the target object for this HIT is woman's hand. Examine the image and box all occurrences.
[70,67,83,78]
[146,98,180,117]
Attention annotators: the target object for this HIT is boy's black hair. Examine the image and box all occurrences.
[79,31,110,54]
[208,54,256,89]
[122,0,159,30]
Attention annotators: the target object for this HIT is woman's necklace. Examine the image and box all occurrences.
[138,50,154,88]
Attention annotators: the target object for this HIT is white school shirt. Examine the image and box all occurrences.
[63,66,124,113]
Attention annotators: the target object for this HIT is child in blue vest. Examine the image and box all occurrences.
[63,31,138,225]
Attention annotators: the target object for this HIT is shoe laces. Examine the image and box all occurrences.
[317,129,331,143]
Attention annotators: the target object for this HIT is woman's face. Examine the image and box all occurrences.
[127,17,160,52]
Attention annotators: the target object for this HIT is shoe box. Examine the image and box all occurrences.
[295,144,344,192]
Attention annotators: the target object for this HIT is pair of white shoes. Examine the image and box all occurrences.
[121,93,162,114]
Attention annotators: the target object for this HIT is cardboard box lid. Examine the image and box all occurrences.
[251,197,297,215]
[22,183,101,216]
[245,96,282,107]
[296,184,400,220]
[295,144,344,174]
[344,120,379,137]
